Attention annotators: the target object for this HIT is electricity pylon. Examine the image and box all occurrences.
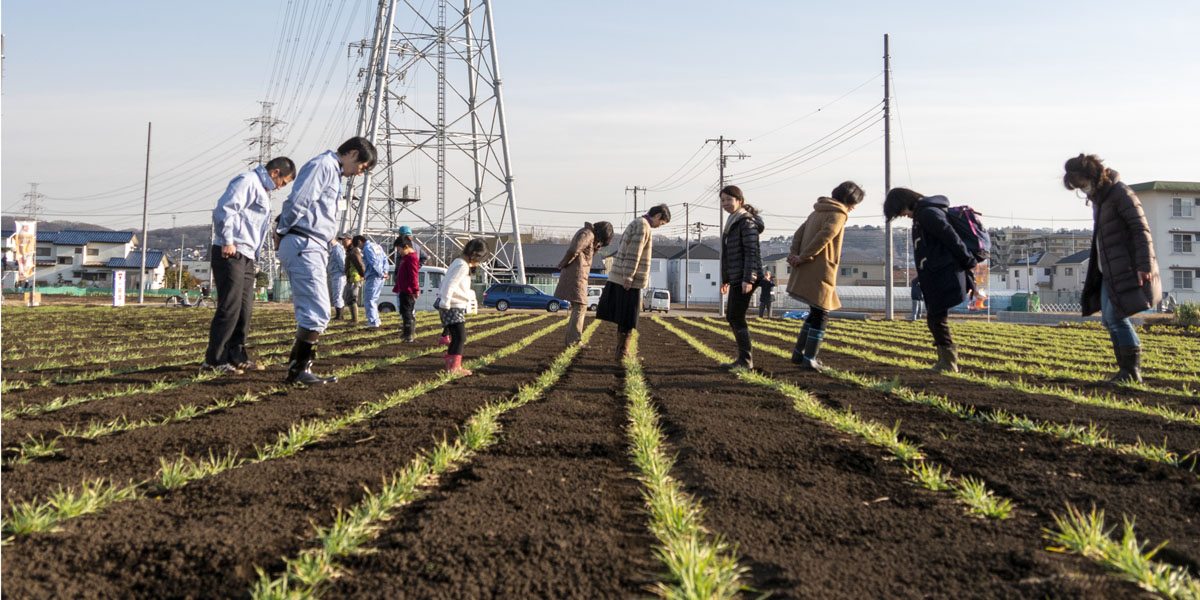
[341,0,525,283]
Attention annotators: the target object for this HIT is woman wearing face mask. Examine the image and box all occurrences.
[718,185,765,369]
[1063,154,1159,383]
[786,181,865,371]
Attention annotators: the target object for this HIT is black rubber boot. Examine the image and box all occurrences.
[285,330,338,385]
[724,328,754,370]
[402,321,415,343]
[1110,345,1142,384]
[334,307,343,320]
[931,344,959,373]
[798,328,826,372]
[792,324,810,365]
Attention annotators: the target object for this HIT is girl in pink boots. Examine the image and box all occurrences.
[436,238,487,375]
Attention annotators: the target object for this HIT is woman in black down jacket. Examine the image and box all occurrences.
[884,188,978,372]
[1064,154,1160,383]
[719,185,765,369]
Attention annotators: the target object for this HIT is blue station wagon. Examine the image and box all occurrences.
[482,284,570,312]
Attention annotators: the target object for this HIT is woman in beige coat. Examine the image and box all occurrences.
[786,181,864,370]
[553,221,614,346]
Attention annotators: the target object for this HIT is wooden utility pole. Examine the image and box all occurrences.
[684,203,689,309]
[625,186,646,218]
[177,235,185,290]
[139,122,152,305]
[883,34,894,320]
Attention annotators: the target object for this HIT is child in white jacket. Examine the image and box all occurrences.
[436,238,487,374]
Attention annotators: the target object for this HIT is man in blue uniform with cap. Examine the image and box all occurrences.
[328,232,351,320]
[274,137,377,385]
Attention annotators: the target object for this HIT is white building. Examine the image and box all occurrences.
[1005,251,1060,291]
[0,229,168,288]
[181,259,213,285]
[665,243,721,305]
[1130,181,1200,304]
[1051,250,1089,293]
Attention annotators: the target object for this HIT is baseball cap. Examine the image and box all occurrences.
[396,226,413,235]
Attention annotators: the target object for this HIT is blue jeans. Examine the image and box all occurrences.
[1101,283,1140,347]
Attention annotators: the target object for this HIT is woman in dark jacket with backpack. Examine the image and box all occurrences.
[884,188,978,372]
[719,185,765,369]
[1064,154,1160,383]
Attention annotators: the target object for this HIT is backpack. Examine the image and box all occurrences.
[945,206,991,263]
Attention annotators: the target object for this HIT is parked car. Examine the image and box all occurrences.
[642,288,670,313]
[586,285,604,311]
[377,266,463,313]
[482,283,570,312]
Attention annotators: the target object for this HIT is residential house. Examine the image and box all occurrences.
[107,251,169,290]
[762,252,790,289]
[1130,181,1200,304]
[665,243,721,304]
[1051,250,1089,292]
[1005,251,1061,291]
[0,229,157,288]
[647,245,678,293]
[492,242,607,288]
[181,259,213,285]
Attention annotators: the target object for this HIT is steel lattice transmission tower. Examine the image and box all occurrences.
[246,101,286,286]
[341,0,525,283]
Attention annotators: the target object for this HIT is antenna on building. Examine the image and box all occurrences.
[341,0,526,283]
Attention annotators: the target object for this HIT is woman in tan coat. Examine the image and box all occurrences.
[553,221,614,346]
[786,181,864,370]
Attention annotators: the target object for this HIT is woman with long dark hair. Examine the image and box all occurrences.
[436,238,488,375]
[786,181,864,371]
[719,185,765,369]
[1064,153,1160,383]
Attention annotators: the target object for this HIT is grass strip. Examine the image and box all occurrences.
[660,317,1013,520]
[622,331,747,599]
[248,320,600,599]
[744,319,1200,428]
[0,314,513,422]
[0,316,555,540]
[1047,504,1200,599]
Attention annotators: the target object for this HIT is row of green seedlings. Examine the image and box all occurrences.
[622,332,747,599]
[1,314,354,365]
[839,318,1196,378]
[249,320,601,599]
[1047,504,1200,599]
[861,319,1199,371]
[836,320,1198,385]
[0,312,501,421]
[745,318,1200,428]
[1,311,309,360]
[688,318,1195,473]
[656,317,1013,520]
[1,317,562,541]
[1,312,423,386]
[0,312,307,356]
[1,314,532,466]
[820,320,1197,395]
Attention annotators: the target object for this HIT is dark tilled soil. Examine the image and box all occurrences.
[1,316,547,508]
[641,318,1153,599]
[744,322,1200,457]
[0,318,565,599]
[326,327,661,599]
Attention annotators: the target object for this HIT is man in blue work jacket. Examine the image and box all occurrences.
[362,236,389,328]
[202,157,296,375]
[328,232,351,320]
[275,137,377,385]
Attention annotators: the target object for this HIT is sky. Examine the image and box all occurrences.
[2,0,1198,241]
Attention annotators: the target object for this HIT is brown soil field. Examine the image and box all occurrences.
[1,306,1198,599]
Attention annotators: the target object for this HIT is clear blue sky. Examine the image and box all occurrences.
[3,1,1198,239]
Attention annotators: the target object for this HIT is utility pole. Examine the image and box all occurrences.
[177,235,185,290]
[883,34,894,320]
[625,186,646,218]
[684,203,689,309]
[139,122,152,305]
[21,183,45,220]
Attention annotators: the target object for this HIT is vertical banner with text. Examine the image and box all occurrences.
[113,270,126,307]
[9,221,37,281]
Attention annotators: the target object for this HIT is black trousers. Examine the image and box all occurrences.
[804,306,829,331]
[206,247,256,365]
[726,284,755,330]
[926,309,952,346]
[398,293,417,335]
[447,322,466,355]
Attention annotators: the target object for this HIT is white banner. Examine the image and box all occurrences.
[113,270,126,307]
[9,221,37,281]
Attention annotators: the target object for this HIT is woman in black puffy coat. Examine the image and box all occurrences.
[719,185,765,369]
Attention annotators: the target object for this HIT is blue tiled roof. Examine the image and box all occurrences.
[1,230,59,242]
[51,230,136,245]
[106,251,165,269]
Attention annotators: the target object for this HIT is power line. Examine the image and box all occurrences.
[730,101,882,180]
[745,72,883,143]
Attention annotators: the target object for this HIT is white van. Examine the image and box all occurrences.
[642,288,670,313]
[586,285,604,311]
[378,266,458,313]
